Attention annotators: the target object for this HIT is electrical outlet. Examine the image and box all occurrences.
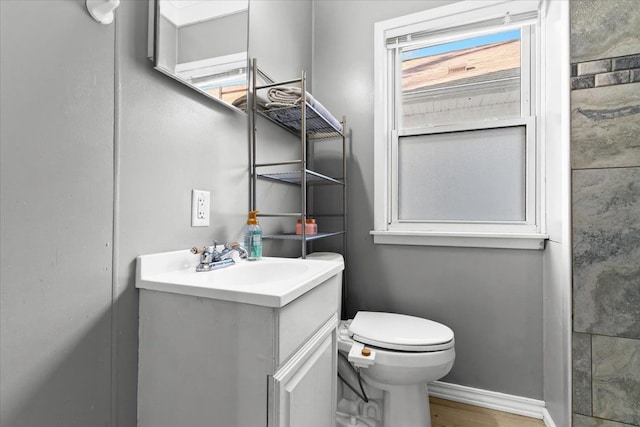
[191,189,210,227]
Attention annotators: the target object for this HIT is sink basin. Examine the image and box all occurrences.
[136,250,344,307]
[208,261,309,285]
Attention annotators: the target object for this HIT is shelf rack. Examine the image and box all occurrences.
[249,58,347,261]
[258,103,343,139]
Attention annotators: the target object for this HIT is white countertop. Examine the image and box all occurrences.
[136,249,344,308]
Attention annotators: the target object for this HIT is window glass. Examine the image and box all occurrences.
[401,29,521,128]
[397,126,526,222]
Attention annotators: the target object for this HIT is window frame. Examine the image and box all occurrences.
[371,0,548,250]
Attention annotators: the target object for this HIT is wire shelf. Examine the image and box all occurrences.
[257,103,343,140]
[263,231,345,241]
[256,212,345,218]
[257,170,344,186]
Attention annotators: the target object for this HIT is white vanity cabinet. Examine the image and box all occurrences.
[136,254,342,427]
[269,318,337,427]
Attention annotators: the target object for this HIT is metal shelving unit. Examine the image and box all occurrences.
[250,58,347,260]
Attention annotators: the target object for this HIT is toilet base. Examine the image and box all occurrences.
[336,410,381,427]
[381,383,431,427]
[338,372,434,427]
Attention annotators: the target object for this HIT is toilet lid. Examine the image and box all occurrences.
[348,312,454,352]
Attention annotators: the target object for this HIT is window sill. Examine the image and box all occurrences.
[370,230,548,250]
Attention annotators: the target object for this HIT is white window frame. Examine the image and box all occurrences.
[371,0,549,250]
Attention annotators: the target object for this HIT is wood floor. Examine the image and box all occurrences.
[430,397,546,427]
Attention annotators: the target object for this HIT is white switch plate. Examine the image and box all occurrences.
[191,189,210,227]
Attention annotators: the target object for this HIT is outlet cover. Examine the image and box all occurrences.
[191,189,210,227]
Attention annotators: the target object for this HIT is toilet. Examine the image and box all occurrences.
[306,253,456,427]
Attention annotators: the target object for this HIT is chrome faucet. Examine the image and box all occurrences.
[220,242,248,261]
[191,241,230,272]
[191,241,247,272]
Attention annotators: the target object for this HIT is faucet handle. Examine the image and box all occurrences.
[190,245,216,254]
[191,243,222,263]
[191,246,205,254]
[191,240,220,254]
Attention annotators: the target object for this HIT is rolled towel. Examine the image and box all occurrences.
[267,86,305,104]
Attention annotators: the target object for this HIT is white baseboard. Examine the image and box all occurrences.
[542,408,558,427]
[428,381,555,425]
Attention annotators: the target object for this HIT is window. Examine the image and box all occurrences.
[372,0,548,249]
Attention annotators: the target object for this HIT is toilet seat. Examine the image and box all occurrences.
[348,312,454,352]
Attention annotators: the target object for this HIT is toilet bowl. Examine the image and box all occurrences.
[306,252,456,427]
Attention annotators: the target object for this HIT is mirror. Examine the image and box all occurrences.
[148,0,249,112]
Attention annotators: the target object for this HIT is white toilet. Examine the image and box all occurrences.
[306,253,455,427]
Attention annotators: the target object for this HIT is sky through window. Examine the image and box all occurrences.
[401,29,521,61]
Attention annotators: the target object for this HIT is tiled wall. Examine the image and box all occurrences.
[571,1,640,426]
[571,54,640,90]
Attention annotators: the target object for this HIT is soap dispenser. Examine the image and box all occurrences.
[243,210,262,261]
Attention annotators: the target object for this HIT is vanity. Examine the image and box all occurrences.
[136,250,344,427]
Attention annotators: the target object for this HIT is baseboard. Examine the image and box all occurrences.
[428,381,548,421]
[542,408,558,427]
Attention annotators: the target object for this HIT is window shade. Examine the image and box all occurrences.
[386,7,538,49]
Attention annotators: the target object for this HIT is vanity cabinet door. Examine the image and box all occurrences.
[269,315,338,427]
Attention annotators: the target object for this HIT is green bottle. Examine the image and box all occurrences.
[243,210,262,261]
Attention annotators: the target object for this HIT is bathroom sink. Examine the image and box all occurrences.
[136,249,344,307]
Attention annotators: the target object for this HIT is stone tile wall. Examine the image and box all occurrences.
[571,1,640,426]
[571,54,640,90]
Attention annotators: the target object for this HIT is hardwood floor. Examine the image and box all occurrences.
[429,397,546,427]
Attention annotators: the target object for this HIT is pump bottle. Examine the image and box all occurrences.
[243,210,262,261]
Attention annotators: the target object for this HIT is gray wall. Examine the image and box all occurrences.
[570,1,640,426]
[249,0,313,86]
[0,0,299,426]
[312,0,544,399]
[1,1,115,425]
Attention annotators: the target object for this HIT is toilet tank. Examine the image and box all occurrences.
[306,252,344,263]
[307,252,344,318]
